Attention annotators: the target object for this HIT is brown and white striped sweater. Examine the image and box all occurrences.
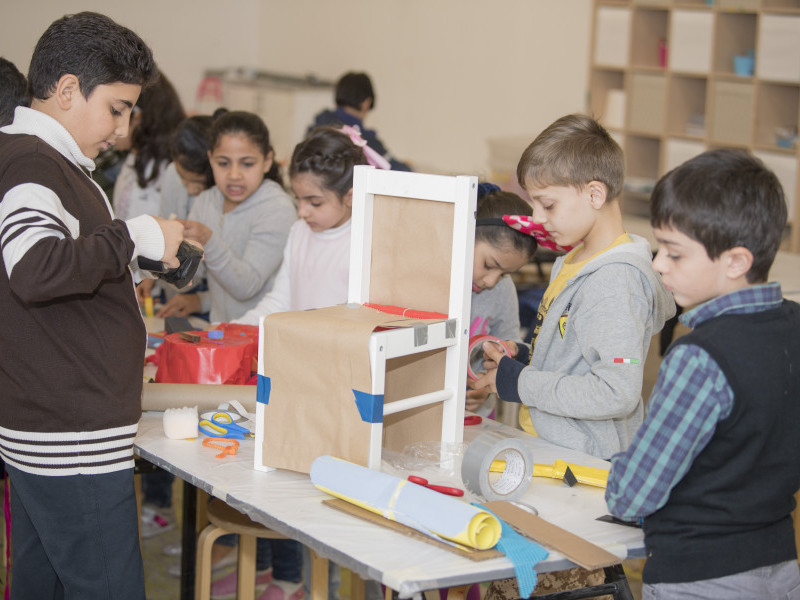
[0,107,165,476]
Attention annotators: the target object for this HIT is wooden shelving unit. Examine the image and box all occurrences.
[589,0,800,251]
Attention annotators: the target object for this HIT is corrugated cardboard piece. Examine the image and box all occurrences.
[261,305,445,474]
[485,501,621,571]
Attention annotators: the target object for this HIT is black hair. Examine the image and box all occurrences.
[0,57,29,126]
[131,70,186,188]
[335,72,375,111]
[517,113,624,200]
[27,12,157,101]
[475,185,538,261]
[651,148,786,283]
[170,115,215,188]
[289,127,368,197]
[208,111,282,186]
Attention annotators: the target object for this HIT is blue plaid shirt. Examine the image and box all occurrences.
[605,282,784,521]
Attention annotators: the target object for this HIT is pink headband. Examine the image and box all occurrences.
[340,125,391,170]
[502,215,575,253]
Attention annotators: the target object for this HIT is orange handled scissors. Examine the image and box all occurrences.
[202,437,239,459]
[408,475,464,497]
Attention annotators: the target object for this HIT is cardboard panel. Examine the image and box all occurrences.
[369,194,454,315]
[383,348,446,454]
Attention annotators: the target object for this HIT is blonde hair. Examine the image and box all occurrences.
[516,114,624,200]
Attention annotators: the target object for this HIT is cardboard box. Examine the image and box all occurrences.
[594,7,631,67]
[669,10,714,74]
[710,81,754,145]
[757,15,800,83]
[627,73,666,134]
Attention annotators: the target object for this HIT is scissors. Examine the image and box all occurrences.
[408,475,464,497]
[202,437,239,458]
[198,411,252,439]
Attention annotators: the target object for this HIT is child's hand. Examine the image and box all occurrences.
[153,216,184,269]
[481,339,515,370]
[465,381,491,411]
[473,368,497,395]
[181,219,213,246]
[157,293,201,318]
[136,279,155,305]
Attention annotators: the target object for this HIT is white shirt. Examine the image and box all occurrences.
[235,218,351,325]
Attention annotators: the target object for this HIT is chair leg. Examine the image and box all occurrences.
[238,534,257,600]
[195,525,227,600]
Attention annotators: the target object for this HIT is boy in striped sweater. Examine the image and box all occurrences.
[0,12,186,599]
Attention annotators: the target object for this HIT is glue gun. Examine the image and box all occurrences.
[491,459,609,488]
[137,240,204,289]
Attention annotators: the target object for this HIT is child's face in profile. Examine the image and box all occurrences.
[472,240,529,293]
[66,82,141,159]
[525,181,595,248]
[652,225,730,308]
[291,172,352,233]
[175,161,210,197]
[208,133,272,210]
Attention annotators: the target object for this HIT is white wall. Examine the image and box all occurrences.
[2,1,591,178]
[1,1,262,116]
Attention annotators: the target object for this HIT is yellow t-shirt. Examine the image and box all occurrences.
[519,233,633,435]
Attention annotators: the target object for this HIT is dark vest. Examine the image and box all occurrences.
[643,300,800,584]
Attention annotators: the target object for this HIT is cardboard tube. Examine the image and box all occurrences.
[141,383,256,412]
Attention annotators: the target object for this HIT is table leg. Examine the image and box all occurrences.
[350,570,366,600]
[309,549,329,600]
[445,585,470,600]
[180,480,197,600]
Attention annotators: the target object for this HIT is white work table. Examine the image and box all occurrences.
[134,412,644,599]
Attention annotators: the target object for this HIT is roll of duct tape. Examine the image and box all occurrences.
[461,432,534,502]
[467,335,510,381]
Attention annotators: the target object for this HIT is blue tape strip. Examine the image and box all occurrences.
[353,389,384,423]
[256,375,271,405]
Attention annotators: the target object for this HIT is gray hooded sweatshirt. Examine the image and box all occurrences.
[496,234,675,458]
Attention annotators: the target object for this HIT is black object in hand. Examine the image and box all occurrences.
[137,240,203,289]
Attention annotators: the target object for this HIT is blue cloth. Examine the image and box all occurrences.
[606,282,783,521]
[476,504,549,598]
[309,108,412,172]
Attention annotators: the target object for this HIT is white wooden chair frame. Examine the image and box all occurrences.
[349,166,477,468]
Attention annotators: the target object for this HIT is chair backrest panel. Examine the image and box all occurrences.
[369,194,453,314]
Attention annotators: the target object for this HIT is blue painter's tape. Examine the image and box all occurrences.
[353,389,384,423]
[257,375,271,405]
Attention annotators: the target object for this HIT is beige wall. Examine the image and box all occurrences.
[2,1,591,177]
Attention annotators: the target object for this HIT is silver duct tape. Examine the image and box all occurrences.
[461,432,534,502]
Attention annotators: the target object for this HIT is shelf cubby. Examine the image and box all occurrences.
[713,12,757,77]
[709,79,755,145]
[666,75,708,138]
[754,81,800,150]
[631,8,669,69]
[589,68,627,129]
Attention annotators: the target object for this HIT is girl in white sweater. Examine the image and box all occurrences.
[236,125,387,325]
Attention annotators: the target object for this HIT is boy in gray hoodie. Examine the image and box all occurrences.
[477,114,675,460]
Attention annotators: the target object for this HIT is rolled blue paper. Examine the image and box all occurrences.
[310,455,501,549]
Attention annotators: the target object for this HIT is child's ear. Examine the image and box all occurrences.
[55,74,81,110]
[263,150,274,174]
[343,188,354,208]
[586,181,608,208]
[725,246,754,280]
